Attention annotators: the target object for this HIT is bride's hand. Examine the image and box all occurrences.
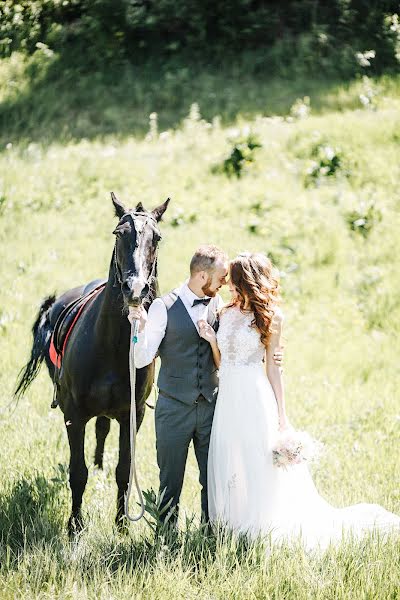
[198,320,217,344]
[278,416,293,432]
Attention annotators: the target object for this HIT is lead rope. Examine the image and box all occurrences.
[124,318,145,522]
[122,219,159,523]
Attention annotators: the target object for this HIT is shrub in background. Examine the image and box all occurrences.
[304,142,346,187]
[345,200,382,238]
[212,130,262,178]
[1,1,400,75]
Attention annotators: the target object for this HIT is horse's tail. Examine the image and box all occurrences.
[14,295,56,399]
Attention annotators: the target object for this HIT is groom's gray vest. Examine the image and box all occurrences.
[157,289,219,405]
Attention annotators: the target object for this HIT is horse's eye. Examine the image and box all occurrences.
[113,222,131,236]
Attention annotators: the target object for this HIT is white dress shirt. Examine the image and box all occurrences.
[134,282,223,368]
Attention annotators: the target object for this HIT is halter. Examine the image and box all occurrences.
[113,211,160,301]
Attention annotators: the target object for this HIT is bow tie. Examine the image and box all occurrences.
[192,297,211,307]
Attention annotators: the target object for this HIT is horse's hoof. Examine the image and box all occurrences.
[68,514,84,537]
[115,515,129,535]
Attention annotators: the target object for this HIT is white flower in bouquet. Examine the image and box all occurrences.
[272,430,323,469]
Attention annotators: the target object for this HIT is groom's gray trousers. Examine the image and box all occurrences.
[155,392,215,523]
[155,290,220,523]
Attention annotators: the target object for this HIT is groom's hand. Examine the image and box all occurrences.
[273,346,284,368]
[128,306,147,332]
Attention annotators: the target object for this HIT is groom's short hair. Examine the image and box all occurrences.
[190,245,227,274]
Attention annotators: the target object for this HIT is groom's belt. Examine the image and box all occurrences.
[158,390,209,404]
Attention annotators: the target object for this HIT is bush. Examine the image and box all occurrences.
[1,1,400,75]
[304,143,345,187]
[212,129,262,179]
[345,200,382,238]
[0,0,127,65]
[290,96,311,120]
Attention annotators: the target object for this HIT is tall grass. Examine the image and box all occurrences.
[0,60,399,598]
[1,49,400,144]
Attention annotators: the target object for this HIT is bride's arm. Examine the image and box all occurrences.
[198,321,221,368]
[209,338,221,369]
[266,311,290,430]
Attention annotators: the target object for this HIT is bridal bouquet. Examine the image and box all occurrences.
[272,429,323,469]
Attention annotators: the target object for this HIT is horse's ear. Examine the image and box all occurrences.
[111,192,126,218]
[152,198,170,222]
[135,202,146,213]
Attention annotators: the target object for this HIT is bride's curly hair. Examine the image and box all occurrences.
[226,253,281,348]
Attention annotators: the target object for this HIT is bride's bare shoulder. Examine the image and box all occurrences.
[219,303,235,316]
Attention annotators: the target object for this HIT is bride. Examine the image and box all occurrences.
[198,252,400,550]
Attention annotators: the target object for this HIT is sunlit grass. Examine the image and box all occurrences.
[0,49,399,144]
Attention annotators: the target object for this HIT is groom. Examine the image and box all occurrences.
[130,245,281,524]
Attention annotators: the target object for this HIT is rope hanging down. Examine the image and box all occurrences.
[120,213,160,523]
[124,318,146,522]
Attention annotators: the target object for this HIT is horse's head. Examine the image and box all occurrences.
[111,192,170,307]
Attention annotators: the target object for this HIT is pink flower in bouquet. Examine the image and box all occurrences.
[272,430,323,469]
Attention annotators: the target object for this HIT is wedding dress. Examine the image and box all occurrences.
[207,306,400,550]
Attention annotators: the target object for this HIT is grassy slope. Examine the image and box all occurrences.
[1,49,399,143]
[0,56,399,598]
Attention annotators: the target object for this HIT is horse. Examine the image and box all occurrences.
[15,192,170,533]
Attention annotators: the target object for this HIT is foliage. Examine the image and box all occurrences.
[304,142,346,187]
[212,129,262,178]
[289,131,350,188]
[0,0,127,65]
[358,75,381,110]
[290,96,311,120]
[169,208,197,227]
[0,1,400,76]
[345,200,382,238]
[141,487,175,534]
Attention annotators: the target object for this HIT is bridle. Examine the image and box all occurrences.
[113,211,161,303]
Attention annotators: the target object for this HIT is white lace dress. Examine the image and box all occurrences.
[207,306,400,550]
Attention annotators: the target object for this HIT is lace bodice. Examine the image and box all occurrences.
[217,307,265,367]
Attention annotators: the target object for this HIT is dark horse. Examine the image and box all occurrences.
[15,193,170,533]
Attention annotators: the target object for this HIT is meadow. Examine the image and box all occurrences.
[0,57,400,598]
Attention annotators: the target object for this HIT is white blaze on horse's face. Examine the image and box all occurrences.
[124,214,159,306]
[130,277,146,300]
[131,219,148,301]
[114,214,154,305]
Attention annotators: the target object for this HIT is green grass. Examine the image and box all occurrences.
[0,56,400,598]
[1,49,400,144]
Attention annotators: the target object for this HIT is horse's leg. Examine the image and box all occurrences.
[115,417,131,529]
[94,416,111,469]
[66,414,88,535]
